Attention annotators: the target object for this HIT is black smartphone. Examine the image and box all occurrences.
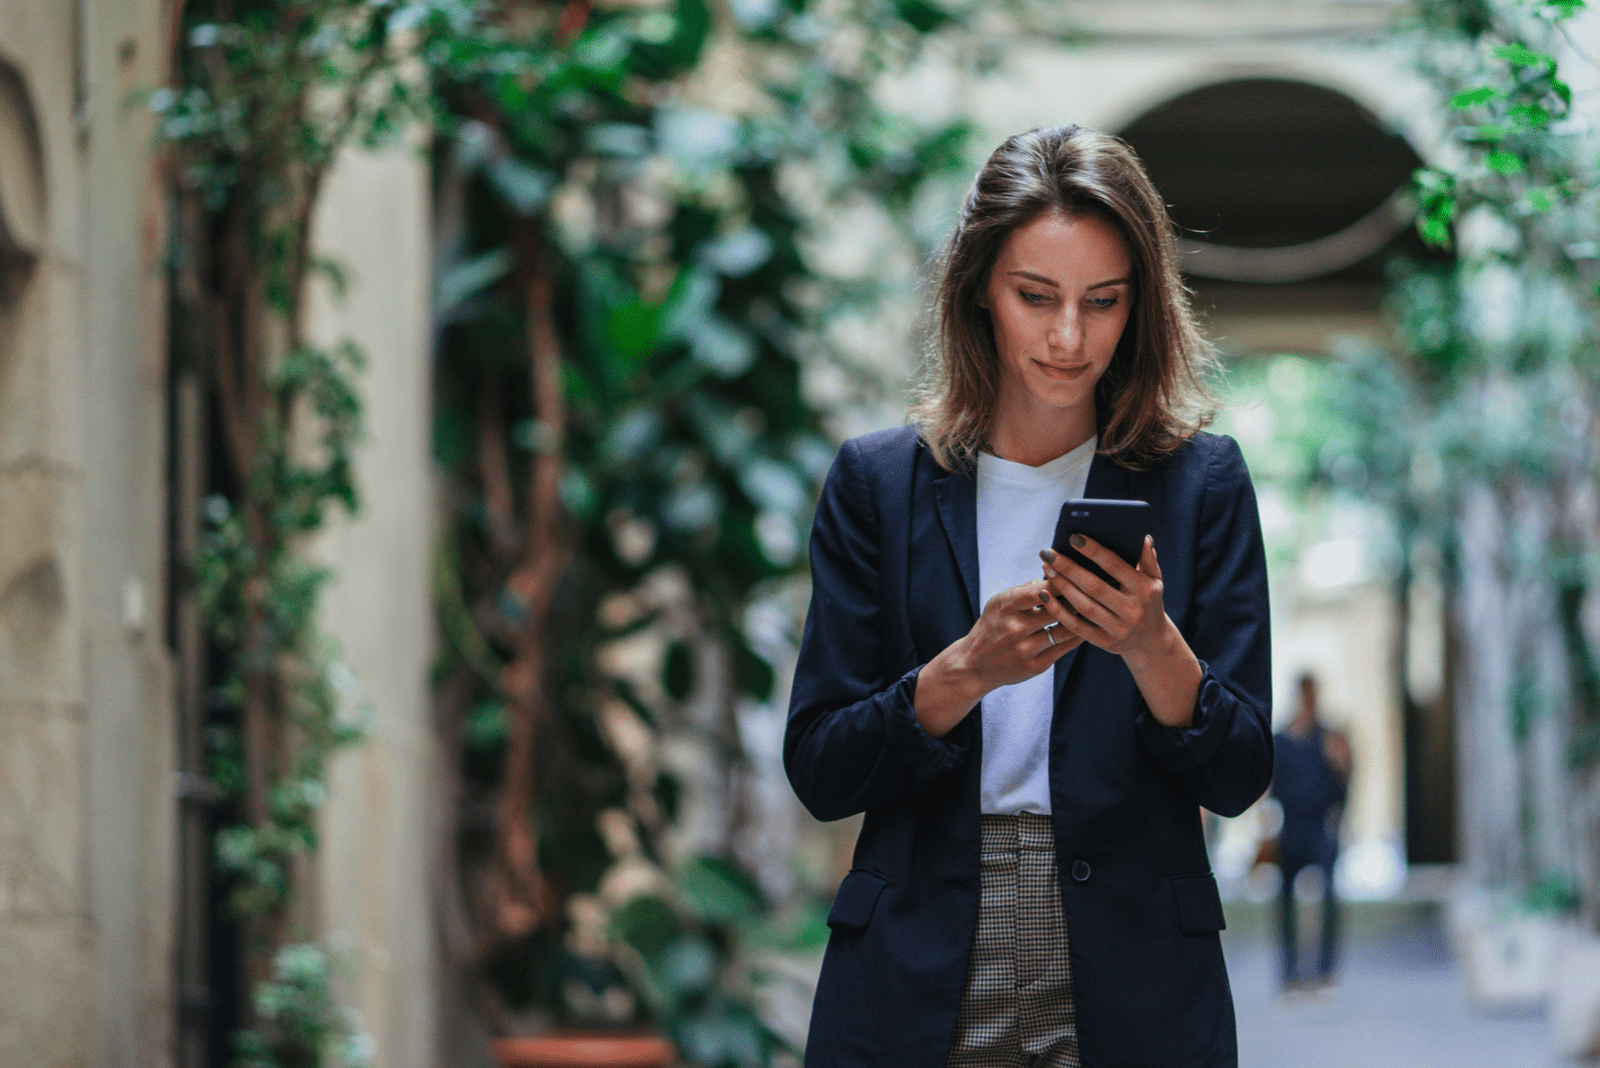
[1051,499,1152,589]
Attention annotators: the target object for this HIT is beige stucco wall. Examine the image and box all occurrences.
[308,138,440,1068]
[0,1,176,1066]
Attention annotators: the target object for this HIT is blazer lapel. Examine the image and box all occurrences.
[1082,448,1138,501]
[1054,451,1140,704]
[934,466,981,621]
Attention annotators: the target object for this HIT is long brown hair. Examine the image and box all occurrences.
[910,124,1217,472]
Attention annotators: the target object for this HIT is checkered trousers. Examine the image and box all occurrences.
[945,813,1081,1068]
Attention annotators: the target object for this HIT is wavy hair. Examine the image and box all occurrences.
[910,124,1217,472]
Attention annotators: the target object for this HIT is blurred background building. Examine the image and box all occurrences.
[0,0,1596,1066]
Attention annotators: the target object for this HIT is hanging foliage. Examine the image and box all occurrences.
[156,1,472,1064]
[424,0,989,1058]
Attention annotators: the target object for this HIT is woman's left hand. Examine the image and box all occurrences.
[1036,534,1202,728]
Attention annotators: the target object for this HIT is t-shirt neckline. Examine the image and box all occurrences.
[978,435,1098,485]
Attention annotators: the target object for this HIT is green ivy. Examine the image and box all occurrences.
[425,0,990,1060]
[157,2,472,1063]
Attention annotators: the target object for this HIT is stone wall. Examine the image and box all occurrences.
[0,1,177,1065]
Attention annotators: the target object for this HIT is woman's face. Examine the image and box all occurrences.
[981,211,1134,436]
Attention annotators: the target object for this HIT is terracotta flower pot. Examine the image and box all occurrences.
[492,1033,675,1068]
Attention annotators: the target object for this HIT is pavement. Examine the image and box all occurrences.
[760,892,1574,1067]
[1222,899,1566,1068]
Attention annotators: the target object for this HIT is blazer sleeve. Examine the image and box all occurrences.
[783,438,970,822]
[1133,435,1274,817]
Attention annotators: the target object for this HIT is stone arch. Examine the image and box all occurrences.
[0,54,66,678]
[1115,77,1434,285]
[0,55,45,303]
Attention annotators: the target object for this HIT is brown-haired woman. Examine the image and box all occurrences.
[784,124,1273,1067]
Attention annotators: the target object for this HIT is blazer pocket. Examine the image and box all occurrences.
[827,869,888,930]
[1170,872,1227,935]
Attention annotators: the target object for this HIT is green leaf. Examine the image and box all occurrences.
[1493,42,1554,69]
[486,156,555,213]
[1419,209,1454,250]
[1451,85,1500,109]
[663,640,694,701]
[1521,186,1557,213]
[612,894,683,956]
[464,701,508,750]
[1412,168,1456,250]
[436,247,512,314]
[657,935,718,995]
[679,855,763,923]
[628,0,712,77]
[608,300,664,364]
[1541,0,1585,20]
[1466,122,1509,144]
[1486,150,1525,175]
[1508,102,1551,129]
[658,266,721,343]
[688,316,757,378]
[896,0,950,33]
[731,639,775,701]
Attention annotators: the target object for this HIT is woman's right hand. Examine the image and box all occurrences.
[912,580,1083,738]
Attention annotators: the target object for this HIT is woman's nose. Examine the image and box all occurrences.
[1048,307,1083,350]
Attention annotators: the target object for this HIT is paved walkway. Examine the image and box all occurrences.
[761,898,1569,1066]
[1222,901,1563,1068]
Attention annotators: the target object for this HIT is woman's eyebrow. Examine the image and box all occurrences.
[1008,270,1131,289]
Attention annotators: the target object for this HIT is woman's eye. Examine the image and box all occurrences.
[1088,296,1119,310]
[1020,290,1048,305]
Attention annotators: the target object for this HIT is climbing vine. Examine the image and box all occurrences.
[425,0,991,1058]
[156,1,470,1063]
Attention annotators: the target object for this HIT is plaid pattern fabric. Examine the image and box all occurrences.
[946,813,1080,1068]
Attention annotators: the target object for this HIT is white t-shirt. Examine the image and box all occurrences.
[975,437,1097,814]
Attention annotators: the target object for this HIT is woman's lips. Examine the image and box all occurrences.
[1034,361,1089,380]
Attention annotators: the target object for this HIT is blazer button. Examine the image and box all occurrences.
[1071,860,1091,882]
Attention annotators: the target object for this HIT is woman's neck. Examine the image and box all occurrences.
[986,409,1097,468]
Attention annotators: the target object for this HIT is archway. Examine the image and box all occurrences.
[1119,77,1443,353]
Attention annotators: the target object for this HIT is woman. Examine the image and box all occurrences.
[783,125,1273,1068]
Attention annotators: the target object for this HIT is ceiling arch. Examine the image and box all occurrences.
[1116,78,1437,283]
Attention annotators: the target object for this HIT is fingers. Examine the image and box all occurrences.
[1033,621,1083,660]
[1138,535,1161,579]
[1040,543,1127,618]
[1046,535,1138,588]
[1046,570,1117,634]
[1037,535,1167,655]
[989,580,1053,616]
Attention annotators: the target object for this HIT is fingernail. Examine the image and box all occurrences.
[1070,533,1085,548]
[1039,548,1057,563]
[1045,568,1056,578]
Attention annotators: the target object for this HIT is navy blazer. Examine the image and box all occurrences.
[784,426,1273,1068]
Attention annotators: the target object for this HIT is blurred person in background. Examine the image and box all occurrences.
[784,124,1274,1068]
[1271,672,1352,993]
